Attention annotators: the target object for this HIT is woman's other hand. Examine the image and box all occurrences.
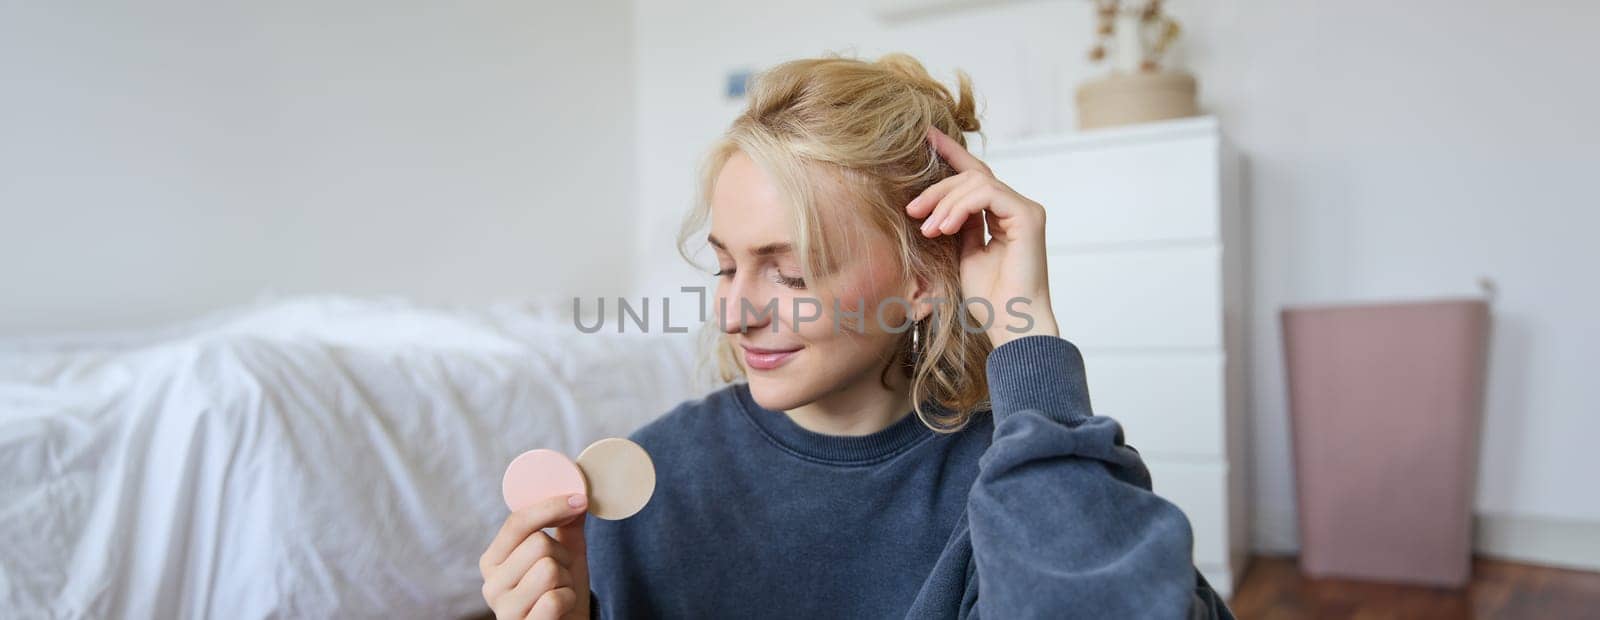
[906,126,1059,348]
[479,494,591,620]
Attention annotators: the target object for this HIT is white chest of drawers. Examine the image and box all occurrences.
[984,116,1249,597]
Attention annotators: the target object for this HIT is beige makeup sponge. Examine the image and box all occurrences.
[575,438,656,520]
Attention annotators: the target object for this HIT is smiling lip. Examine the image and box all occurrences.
[741,344,802,370]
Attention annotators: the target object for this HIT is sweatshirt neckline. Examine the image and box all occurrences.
[732,382,936,466]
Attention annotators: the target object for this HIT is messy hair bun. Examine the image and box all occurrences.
[875,52,982,134]
[679,51,994,432]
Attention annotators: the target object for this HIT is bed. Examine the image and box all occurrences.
[0,296,711,618]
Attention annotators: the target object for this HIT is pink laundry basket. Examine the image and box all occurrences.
[1281,298,1491,587]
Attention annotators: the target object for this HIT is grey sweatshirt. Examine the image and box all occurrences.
[585,335,1234,618]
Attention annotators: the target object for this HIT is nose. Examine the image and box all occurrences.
[717,275,775,334]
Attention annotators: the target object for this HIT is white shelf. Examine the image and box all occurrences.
[981,115,1220,159]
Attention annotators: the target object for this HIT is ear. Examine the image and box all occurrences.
[901,269,941,323]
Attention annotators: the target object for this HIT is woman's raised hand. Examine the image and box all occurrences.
[479,494,592,620]
[906,126,1059,348]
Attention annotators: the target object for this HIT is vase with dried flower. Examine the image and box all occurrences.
[1076,0,1200,130]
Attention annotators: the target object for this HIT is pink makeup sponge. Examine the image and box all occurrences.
[501,449,588,513]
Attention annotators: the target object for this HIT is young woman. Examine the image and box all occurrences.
[478,53,1235,619]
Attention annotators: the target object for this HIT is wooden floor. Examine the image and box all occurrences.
[1229,556,1600,619]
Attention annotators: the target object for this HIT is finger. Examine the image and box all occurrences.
[953,183,1041,241]
[938,185,999,236]
[492,581,540,620]
[484,532,570,599]
[482,494,589,570]
[528,587,580,620]
[906,173,965,218]
[924,178,983,238]
[493,557,571,620]
[928,126,991,175]
[517,556,573,597]
[504,531,572,570]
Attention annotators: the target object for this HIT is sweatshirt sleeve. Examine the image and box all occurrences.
[967,335,1234,619]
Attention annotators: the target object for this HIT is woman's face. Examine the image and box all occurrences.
[708,151,915,412]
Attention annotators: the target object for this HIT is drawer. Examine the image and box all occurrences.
[1083,351,1226,460]
[987,135,1220,249]
[1143,458,1232,569]
[1044,244,1222,350]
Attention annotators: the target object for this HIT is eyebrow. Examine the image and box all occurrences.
[707,234,792,257]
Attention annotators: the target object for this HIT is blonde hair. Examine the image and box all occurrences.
[678,51,993,432]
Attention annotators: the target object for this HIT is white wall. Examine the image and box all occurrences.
[0,1,636,337]
[631,0,1600,559]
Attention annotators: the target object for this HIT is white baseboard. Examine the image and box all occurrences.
[1475,513,1600,572]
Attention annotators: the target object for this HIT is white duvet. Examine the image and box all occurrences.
[0,296,711,619]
